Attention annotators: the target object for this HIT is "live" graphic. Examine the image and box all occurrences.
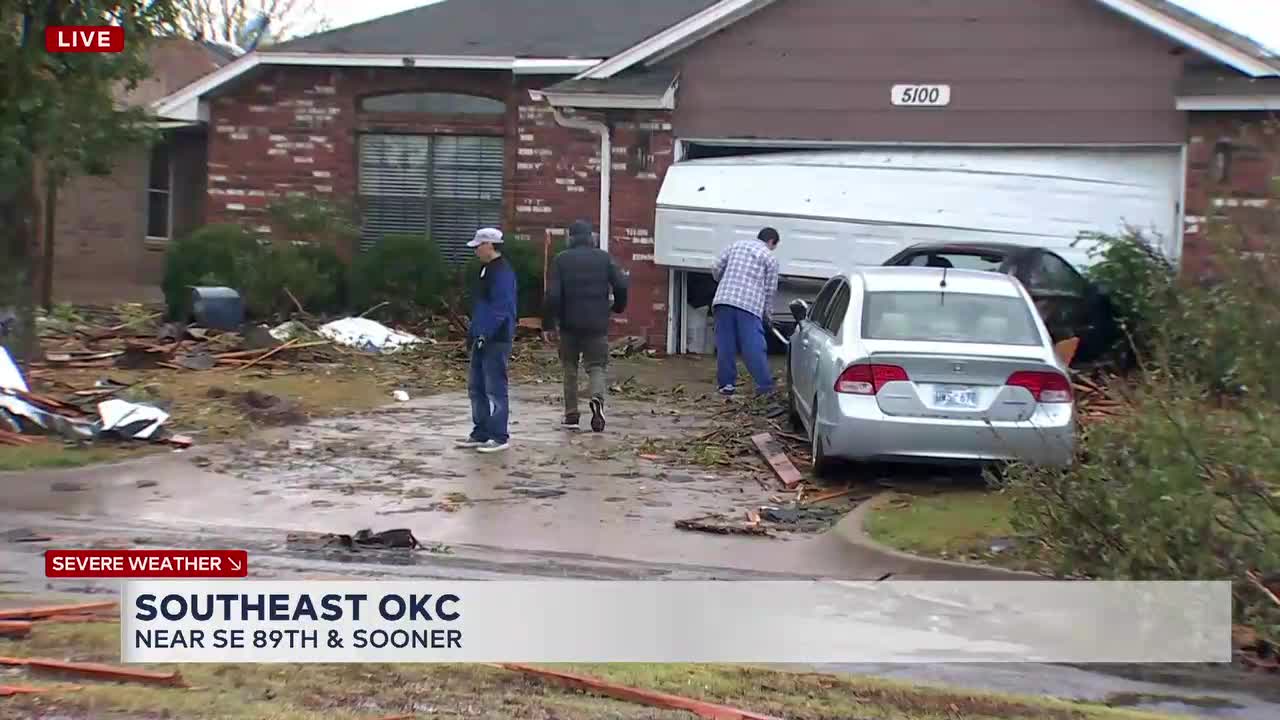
[45,26,125,53]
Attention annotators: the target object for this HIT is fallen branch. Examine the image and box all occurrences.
[1246,570,1280,608]
[0,656,183,687]
[236,337,301,372]
[284,287,306,316]
[804,487,859,505]
[358,301,390,319]
[496,663,783,720]
[0,685,48,696]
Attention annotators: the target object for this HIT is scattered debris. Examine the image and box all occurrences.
[609,335,648,358]
[392,390,410,402]
[675,514,771,537]
[1055,336,1080,366]
[0,656,184,687]
[497,663,783,720]
[235,390,308,427]
[319,317,428,353]
[0,685,49,696]
[98,398,169,440]
[751,433,804,489]
[269,320,312,342]
[353,528,420,549]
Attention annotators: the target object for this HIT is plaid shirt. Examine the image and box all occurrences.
[712,238,779,321]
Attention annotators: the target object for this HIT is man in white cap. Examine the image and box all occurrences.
[457,227,517,453]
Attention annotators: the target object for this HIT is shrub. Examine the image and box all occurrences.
[1004,206,1280,646]
[161,224,261,319]
[349,234,450,322]
[237,242,345,318]
[267,195,359,261]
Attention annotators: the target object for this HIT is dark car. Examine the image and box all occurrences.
[882,242,1120,367]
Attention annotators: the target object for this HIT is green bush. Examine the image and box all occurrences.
[349,234,450,322]
[161,223,261,319]
[237,242,345,318]
[267,195,358,259]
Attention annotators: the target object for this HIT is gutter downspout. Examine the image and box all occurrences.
[549,109,610,252]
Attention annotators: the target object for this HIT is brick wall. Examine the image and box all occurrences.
[1183,112,1280,278]
[208,67,676,349]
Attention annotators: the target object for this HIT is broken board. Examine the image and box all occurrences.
[751,433,804,489]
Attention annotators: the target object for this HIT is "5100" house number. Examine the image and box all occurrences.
[891,84,951,107]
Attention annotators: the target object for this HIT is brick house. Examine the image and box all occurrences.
[150,0,1280,353]
[50,38,233,304]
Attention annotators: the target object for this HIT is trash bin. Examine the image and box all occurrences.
[190,287,244,330]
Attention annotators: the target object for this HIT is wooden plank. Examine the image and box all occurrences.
[0,621,32,638]
[751,433,805,489]
[496,664,783,720]
[0,656,183,687]
[0,601,117,621]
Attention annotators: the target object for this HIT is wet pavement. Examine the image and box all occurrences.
[1,387,994,580]
[3,386,1278,719]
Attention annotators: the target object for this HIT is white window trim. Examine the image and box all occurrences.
[145,141,175,245]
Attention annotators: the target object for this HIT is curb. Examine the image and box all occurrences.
[832,492,1043,580]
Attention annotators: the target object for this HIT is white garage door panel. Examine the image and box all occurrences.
[655,147,1181,276]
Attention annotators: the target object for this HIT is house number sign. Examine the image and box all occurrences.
[892,84,951,107]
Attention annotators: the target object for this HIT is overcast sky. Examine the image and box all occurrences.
[308,0,1280,54]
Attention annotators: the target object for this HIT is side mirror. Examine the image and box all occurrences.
[789,299,810,324]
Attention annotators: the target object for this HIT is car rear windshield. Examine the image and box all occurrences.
[899,251,1004,272]
[862,291,1042,346]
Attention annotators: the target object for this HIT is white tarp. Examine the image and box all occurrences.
[0,347,27,392]
[318,318,427,354]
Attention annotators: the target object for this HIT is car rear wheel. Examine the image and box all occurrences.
[809,402,834,479]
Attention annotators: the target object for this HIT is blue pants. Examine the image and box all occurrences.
[714,304,774,393]
[468,340,512,443]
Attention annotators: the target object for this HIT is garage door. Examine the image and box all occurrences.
[358,133,505,262]
[654,147,1182,278]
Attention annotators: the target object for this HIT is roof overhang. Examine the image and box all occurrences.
[1176,94,1280,110]
[152,52,603,122]
[579,0,1280,81]
[529,77,678,110]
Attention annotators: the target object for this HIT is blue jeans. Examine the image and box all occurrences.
[468,340,512,443]
[713,304,774,393]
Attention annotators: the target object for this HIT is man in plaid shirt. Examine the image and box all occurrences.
[711,227,781,396]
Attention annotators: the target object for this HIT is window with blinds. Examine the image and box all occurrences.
[357,133,505,263]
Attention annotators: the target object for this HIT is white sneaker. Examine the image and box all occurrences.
[456,437,486,448]
[476,440,510,453]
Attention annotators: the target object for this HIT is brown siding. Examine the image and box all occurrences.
[664,0,1187,144]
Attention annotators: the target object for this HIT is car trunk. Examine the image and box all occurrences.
[861,339,1064,422]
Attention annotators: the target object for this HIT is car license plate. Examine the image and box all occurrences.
[934,386,978,409]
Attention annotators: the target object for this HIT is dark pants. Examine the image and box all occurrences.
[468,340,512,443]
[559,332,609,417]
[714,304,774,393]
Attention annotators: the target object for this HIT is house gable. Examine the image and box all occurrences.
[657,0,1191,144]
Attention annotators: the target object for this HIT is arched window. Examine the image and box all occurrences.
[360,92,505,115]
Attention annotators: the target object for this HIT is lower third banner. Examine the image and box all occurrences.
[120,580,1231,664]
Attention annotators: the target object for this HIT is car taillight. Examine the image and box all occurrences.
[1006,371,1072,403]
[835,364,909,394]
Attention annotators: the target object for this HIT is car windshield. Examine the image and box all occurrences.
[862,291,1042,346]
[900,251,1005,272]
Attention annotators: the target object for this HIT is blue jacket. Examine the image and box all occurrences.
[470,255,517,342]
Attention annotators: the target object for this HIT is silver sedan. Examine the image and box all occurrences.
[785,266,1075,475]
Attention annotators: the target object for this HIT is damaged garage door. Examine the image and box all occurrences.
[358,133,504,262]
[655,147,1183,277]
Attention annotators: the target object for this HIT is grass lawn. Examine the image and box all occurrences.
[0,621,1178,720]
[863,490,1036,569]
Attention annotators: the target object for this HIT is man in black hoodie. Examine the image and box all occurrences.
[543,220,629,432]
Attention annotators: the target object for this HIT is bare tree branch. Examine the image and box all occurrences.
[170,0,325,45]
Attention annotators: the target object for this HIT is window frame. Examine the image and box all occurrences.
[145,140,174,245]
[358,91,507,116]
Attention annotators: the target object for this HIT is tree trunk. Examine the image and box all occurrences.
[41,169,56,309]
[0,162,41,363]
